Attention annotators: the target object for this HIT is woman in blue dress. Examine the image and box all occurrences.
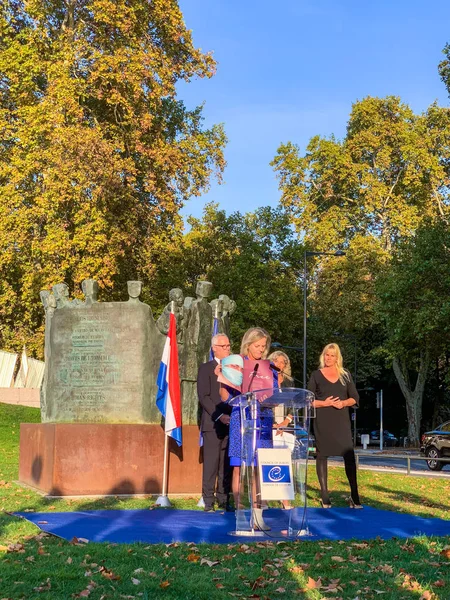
[221,327,278,529]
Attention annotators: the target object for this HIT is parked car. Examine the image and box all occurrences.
[420,421,450,471]
[369,430,398,447]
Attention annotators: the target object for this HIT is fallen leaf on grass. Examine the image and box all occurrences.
[401,574,421,591]
[33,578,51,592]
[99,567,120,581]
[70,537,89,546]
[433,580,445,588]
[6,543,25,553]
[133,568,144,574]
[73,590,91,598]
[200,558,219,567]
[322,582,343,592]
[377,564,393,574]
[307,577,322,589]
[314,552,323,560]
[160,581,170,588]
[440,548,450,559]
[331,556,345,562]
[186,553,200,562]
[131,578,140,585]
[66,557,73,564]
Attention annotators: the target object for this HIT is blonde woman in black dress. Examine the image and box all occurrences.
[308,343,362,509]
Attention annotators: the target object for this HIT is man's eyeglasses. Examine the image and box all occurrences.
[214,344,231,349]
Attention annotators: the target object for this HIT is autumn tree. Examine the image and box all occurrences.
[272,96,450,253]
[0,0,226,356]
[148,203,305,372]
[272,96,450,442]
[377,220,450,444]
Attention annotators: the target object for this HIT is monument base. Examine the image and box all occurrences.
[19,423,203,496]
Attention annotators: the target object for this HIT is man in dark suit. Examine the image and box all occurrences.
[197,334,233,512]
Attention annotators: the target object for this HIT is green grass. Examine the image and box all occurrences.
[1,403,449,599]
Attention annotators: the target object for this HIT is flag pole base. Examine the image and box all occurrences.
[155,495,172,507]
[197,496,205,508]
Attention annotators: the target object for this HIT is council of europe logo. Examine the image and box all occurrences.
[261,465,291,483]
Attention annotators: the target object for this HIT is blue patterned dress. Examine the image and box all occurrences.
[228,359,278,466]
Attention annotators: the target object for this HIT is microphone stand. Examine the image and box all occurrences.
[248,363,259,471]
[246,364,262,532]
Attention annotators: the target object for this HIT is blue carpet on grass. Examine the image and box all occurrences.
[14,507,450,545]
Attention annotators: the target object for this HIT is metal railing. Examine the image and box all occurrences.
[355,452,450,475]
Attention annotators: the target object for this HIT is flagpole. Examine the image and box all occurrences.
[155,301,176,508]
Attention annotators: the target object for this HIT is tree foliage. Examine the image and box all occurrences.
[272,96,450,253]
[148,204,305,364]
[0,0,226,355]
[376,220,450,443]
[272,95,450,442]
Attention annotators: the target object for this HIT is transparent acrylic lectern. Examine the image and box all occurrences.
[228,387,315,539]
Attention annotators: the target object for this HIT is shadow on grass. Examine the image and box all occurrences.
[363,482,450,519]
[1,475,201,542]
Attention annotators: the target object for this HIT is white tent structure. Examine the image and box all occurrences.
[13,347,45,389]
[0,350,18,387]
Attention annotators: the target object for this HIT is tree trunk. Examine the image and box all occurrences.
[392,349,430,447]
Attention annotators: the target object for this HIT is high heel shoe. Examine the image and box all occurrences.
[348,496,363,509]
[252,508,271,531]
[319,498,331,509]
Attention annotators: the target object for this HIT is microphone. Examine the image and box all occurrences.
[271,364,303,386]
[248,362,259,391]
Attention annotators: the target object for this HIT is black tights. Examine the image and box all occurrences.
[316,450,360,504]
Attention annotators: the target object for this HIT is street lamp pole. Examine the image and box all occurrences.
[303,249,346,388]
[303,251,308,388]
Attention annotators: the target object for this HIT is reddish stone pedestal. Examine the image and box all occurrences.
[19,424,202,496]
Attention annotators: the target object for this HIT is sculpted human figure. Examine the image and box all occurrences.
[82,279,99,307]
[218,294,236,339]
[52,283,72,308]
[127,280,143,304]
[181,280,213,422]
[210,297,226,340]
[210,297,224,320]
[156,288,187,344]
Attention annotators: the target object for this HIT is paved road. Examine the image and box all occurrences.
[326,453,450,478]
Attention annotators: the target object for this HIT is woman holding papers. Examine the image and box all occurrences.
[308,343,362,509]
[219,327,278,530]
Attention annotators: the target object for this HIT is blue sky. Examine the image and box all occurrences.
[178,0,450,221]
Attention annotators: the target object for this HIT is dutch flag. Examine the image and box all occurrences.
[156,312,182,446]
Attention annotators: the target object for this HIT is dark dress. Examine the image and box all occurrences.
[307,369,359,457]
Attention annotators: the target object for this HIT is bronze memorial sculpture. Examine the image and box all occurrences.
[19,279,235,496]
